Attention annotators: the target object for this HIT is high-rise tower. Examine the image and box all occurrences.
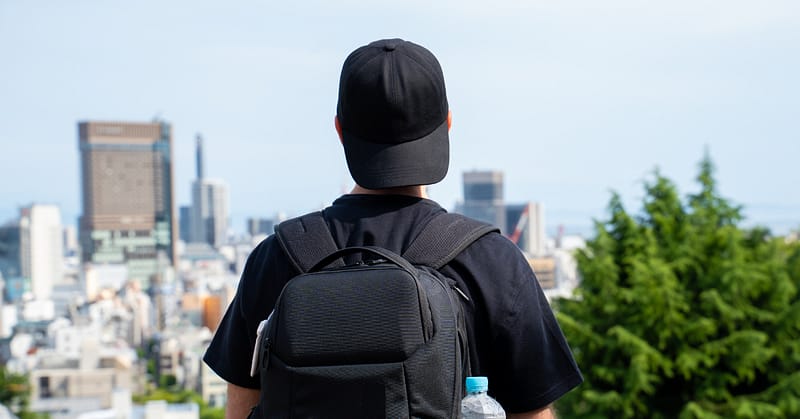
[78,121,177,287]
[190,134,229,248]
[0,221,22,300]
[195,133,204,180]
[459,170,506,230]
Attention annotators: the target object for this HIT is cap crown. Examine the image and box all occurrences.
[337,39,448,144]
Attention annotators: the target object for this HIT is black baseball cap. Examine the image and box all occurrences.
[336,38,449,189]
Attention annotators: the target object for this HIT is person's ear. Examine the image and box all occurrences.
[447,110,452,131]
[335,115,344,143]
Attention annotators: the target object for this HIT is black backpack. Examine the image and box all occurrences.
[248,211,498,419]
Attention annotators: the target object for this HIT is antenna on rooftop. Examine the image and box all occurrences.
[196,134,205,180]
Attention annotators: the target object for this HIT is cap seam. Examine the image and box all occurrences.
[389,48,400,114]
[399,49,446,101]
[341,52,385,100]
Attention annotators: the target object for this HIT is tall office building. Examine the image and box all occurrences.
[78,121,178,287]
[0,221,23,302]
[0,222,21,280]
[458,170,506,230]
[505,202,546,256]
[19,204,63,300]
[190,135,229,248]
[179,206,192,243]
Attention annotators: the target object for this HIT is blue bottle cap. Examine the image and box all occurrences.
[465,376,489,393]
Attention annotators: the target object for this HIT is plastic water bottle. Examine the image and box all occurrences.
[461,376,506,419]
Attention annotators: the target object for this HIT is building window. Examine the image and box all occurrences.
[39,376,51,398]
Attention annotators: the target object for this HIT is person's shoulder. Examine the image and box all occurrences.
[467,228,519,254]
[437,212,509,247]
[252,232,279,254]
[242,234,280,273]
[451,222,528,268]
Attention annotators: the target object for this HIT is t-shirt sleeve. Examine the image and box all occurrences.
[450,233,583,413]
[203,236,288,389]
[493,270,584,412]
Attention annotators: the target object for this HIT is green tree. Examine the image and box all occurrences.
[134,375,224,419]
[0,366,28,413]
[0,366,48,418]
[555,155,800,418]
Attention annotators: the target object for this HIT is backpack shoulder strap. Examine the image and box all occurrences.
[402,212,499,269]
[274,211,343,273]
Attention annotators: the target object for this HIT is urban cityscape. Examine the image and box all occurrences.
[4,1,800,417]
[0,120,587,419]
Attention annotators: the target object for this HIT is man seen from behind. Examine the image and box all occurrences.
[204,38,583,419]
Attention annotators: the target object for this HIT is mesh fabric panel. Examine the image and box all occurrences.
[275,266,426,366]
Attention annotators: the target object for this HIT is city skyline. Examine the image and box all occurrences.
[1,1,799,236]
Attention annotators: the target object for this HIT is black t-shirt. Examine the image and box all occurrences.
[204,194,582,413]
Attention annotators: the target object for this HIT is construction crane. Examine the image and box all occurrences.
[508,203,530,245]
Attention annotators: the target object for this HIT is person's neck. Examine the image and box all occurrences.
[350,184,428,199]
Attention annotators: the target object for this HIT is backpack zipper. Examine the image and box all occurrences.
[452,285,470,302]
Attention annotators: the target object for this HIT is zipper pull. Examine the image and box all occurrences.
[453,285,470,302]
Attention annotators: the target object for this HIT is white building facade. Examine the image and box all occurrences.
[19,204,63,301]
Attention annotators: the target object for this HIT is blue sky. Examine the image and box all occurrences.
[1,0,799,236]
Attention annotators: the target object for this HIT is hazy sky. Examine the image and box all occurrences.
[1,0,799,236]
